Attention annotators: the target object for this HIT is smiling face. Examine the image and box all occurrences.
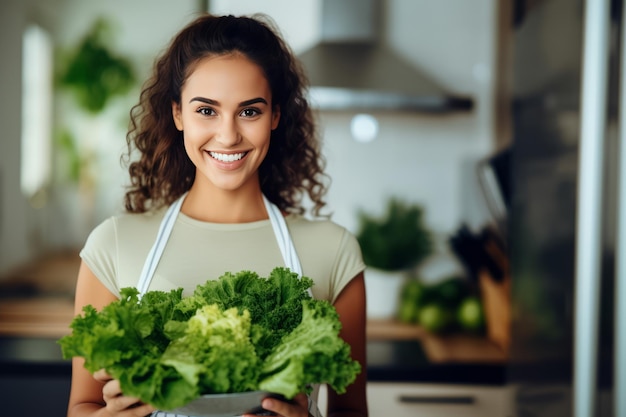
[172,54,280,196]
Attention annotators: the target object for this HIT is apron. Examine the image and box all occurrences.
[138,193,321,417]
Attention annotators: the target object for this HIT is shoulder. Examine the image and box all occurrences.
[79,210,165,298]
[287,215,354,243]
[85,209,165,247]
[287,215,364,302]
[287,215,362,259]
[287,215,350,235]
[114,208,166,228]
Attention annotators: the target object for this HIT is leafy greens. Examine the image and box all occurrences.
[58,267,361,410]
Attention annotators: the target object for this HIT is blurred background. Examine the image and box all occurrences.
[1,0,623,416]
[0,0,500,286]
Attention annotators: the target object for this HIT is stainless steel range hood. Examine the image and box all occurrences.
[299,0,473,113]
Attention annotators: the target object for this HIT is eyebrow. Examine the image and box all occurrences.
[189,97,269,107]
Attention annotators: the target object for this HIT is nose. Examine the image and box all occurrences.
[215,116,241,146]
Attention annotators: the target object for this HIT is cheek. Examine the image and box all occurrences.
[182,119,211,140]
[181,127,204,153]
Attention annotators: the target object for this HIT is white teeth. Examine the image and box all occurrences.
[209,151,246,162]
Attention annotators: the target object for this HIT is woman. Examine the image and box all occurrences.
[67,13,368,417]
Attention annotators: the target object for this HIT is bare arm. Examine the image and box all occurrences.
[327,271,368,417]
[66,261,156,417]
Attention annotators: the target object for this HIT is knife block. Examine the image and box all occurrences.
[479,269,511,353]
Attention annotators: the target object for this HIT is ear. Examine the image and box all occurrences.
[172,101,183,131]
[271,105,280,131]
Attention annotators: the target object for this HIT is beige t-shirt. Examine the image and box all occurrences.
[80,208,365,303]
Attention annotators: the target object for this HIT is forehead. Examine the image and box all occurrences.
[181,54,272,101]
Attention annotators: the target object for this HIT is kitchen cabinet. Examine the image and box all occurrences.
[0,372,70,416]
[364,319,512,417]
[367,382,514,417]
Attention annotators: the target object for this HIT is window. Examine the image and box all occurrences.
[21,23,53,204]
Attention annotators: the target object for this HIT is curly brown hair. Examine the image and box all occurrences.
[122,13,329,216]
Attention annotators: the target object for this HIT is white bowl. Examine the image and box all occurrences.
[165,391,279,417]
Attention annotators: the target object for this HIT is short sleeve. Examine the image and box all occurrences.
[329,228,366,304]
[79,217,120,297]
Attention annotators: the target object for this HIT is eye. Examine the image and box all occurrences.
[240,108,261,118]
[197,107,216,116]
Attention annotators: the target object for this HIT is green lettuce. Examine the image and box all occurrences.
[58,268,361,410]
[259,299,363,398]
[161,305,259,396]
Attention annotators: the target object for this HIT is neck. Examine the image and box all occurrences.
[181,184,268,223]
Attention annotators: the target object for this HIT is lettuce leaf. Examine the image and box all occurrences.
[58,267,360,410]
[258,299,361,398]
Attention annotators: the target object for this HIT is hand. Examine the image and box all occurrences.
[93,369,156,416]
[244,393,311,417]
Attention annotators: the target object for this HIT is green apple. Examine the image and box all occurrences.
[457,296,485,332]
[397,280,426,323]
[418,303,453,333]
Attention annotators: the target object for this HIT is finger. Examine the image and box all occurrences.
[130,402,157,416]
[104,394,144,413]
[259,394,309,417]
[101,380,145,413]
[292,394,308,409]
[123,401,156,417]
[102,379,123,400]
[93,368,113,382]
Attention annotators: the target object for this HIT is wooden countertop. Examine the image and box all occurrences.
[0,250,78,338]
[367,319,508,364]
[0,297,74,338]
[0,297,507,365]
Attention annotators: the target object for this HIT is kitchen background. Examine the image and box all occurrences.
[0,0,503,283]
[0,1,517,416]
[2,1,624,416]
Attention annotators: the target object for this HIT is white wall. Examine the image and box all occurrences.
[212,0,497,231]
[211,0,498,279]
[46,0,202,249]
[0,0,201,275]
[0,1,41,274]
[0,0,498,280]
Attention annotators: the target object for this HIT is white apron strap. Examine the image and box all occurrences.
[262,196,304,276]
[137,193,309,296]
[136,195,185,296]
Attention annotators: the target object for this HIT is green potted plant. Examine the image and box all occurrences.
[57,17,136,115]
[355,197,433,318]
[55,17,137,186]
[51,17,137,246]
